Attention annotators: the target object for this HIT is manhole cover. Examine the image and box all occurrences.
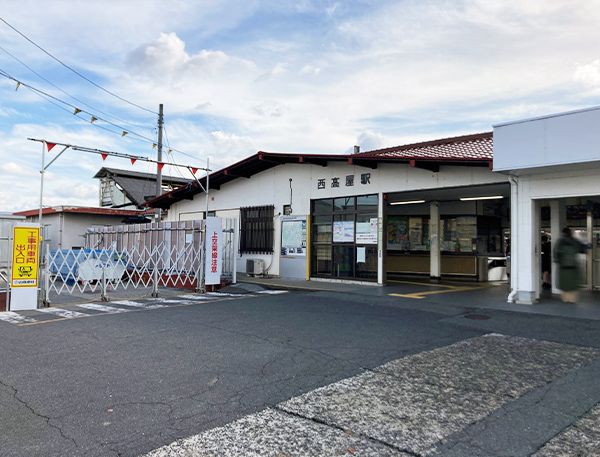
[464,314,491,320]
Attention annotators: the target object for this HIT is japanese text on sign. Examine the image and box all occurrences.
[211,231,218,273]
[11,226,40,287]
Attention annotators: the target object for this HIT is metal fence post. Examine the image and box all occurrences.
[101,266,108,302]
[42,243,50,307]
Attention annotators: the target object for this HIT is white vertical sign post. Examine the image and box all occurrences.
[205,217,223,285]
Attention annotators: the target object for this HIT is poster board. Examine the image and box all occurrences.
[387,215,409,251]
[356,218,378,244]
[281,216,307,256]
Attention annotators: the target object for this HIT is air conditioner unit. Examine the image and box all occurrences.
[246,259,264,277]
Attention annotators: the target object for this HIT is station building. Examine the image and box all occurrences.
[147,132,510,285]
[146,106,600,304]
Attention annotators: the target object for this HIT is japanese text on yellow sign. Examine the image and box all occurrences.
[11,226,40,287]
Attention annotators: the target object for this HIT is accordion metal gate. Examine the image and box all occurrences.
[42,219,236,304]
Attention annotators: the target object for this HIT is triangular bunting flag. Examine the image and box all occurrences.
[122,131,128,137]
[91,116,98,123]
[15,82,21,91]
[46,142,56,152]
[168,149,172,154]
[74,108,81,115]
[130,158,136,165]
[191,167,198,175]
[101,153,108,161]
[152,143,157,149]
[157,162,165,171]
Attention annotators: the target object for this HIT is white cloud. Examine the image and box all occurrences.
[574,60,600,87]
[255,63,288,83]
[126,33,231,82]
[354,131,387,153]
[299,65,320,76]
[253,100,290,118]
[0,162,39,177]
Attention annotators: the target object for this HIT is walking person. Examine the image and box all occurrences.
[553,227,584,303]
[541,235,551,290]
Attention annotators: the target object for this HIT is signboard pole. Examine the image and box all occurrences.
[205,217,222,286]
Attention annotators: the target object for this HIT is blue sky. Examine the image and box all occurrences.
[1,0,600,212]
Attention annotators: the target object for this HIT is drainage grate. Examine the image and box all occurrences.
[464,314,491,320]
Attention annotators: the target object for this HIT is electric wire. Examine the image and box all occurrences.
[0,43,151,132]
[0,67,161,147]
[0,16,157,115]
[1,67,201,163]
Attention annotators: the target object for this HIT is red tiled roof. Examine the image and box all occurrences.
[355,132,493,161]
[13,206,153,217]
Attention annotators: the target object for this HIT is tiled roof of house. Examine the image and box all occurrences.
[355,132,493,161]
[13,206,153,217]
[146,132,495,209]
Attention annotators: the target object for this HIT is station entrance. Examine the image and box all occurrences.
[537,197,600,295]
[382,182,511,283]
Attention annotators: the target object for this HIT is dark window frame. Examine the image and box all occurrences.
[239,205,274,254]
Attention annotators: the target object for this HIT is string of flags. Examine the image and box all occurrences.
[8,75,180,157]
[28,138,207,176]
[8,75,160,149]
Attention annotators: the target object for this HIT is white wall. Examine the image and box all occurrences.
[494,107,600,303]
[25,213,135,250]
[494,107,600,172]
[168,161,507,276]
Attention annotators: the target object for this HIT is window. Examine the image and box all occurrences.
[239,205,274,254]
[311,194,378,281]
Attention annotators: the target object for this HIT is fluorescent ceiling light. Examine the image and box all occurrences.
[460,195,503,201]
[390,199,426,205]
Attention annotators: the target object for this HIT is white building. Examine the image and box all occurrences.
[13,206,153,250]
[494,106,600,304]
[147,132,510,285]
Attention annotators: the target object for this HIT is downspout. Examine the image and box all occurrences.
[507,175,518,303]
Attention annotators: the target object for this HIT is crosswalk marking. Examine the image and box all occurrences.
[111,300,166,309]
[37,308,87,318]
[76,303,129,313]
[177,294,215,300]
[0,311,37,324]
[0,290,288,326]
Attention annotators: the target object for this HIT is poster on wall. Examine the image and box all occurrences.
[409,217,423,250]
[333,220,354,242]
[387,215,409,250]
[356,218,378,244]
[281,216,307,256]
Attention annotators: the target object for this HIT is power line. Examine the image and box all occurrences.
[0,67,157,144]
[0,16,157,115]
[0,43,151,132]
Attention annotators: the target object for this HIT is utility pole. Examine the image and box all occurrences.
[155,103,164,222]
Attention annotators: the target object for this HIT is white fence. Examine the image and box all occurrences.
[42,218,236,304]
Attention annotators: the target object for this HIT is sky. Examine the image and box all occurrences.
[1,0,600,212]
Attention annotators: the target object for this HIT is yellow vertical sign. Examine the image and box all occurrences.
[11,226,40,288]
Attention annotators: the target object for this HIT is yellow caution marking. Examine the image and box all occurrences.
[389,282,491,299]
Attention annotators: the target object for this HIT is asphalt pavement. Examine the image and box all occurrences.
[1,277,600,456]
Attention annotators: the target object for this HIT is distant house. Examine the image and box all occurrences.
[13,206,153,250]
[94,167,190,209]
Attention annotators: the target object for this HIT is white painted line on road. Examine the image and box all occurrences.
[111,300,166,309]
[148,298,188,304]
[37,308,87,318]
[0,311,37,324]
[177,295,215,300]
[76,304,129,313]
[256,290,288,294]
